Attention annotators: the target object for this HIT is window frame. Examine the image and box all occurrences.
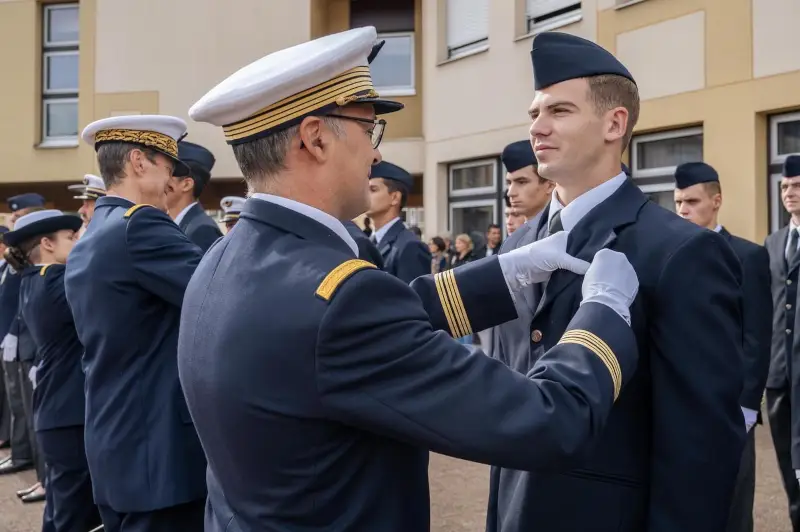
[42,49,79,96]
[372,31,416,97]
[770,111,800,164]
[445,0,490,60]
[525,1,582,35]
[448,198,497,236]
[41,97,79,146]
[630,126,704,180]
[41,2,80,146]
[768,112,800,232]
[43,3,79,48]
[448,158,498,198]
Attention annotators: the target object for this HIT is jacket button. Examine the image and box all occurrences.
[531,330,543,343]
[787,328,793,335]
[788,304,793,310]
[788,279,793,285]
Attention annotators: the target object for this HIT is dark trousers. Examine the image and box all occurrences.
[37,427,101,532]
[18,359,44,482]
[98,499,205,532]
[0,362,10,442]
[1,359,31,463]
[767,387,800,531]
[726,426,756,532]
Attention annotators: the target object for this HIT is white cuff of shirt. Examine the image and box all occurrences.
[741,406,758,431]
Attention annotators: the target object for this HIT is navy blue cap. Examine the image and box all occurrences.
[531,32,635,90]
[178,141,216,184]
[502,140,537,173]
[784,155,800,178]
[674,162,719,190]
[0,226,9,235]
[7,193,46,212]
[370,161,413,189]
[621,163,631,176]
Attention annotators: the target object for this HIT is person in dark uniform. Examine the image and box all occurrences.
[0,193,45,482]
[4,209,101,531]
[485,32,745,532]
[765,154,800,531]
[0,226,9,450]
[673,162,771,532]
[344,220,384,268]
[503,139,553,224]
[67,174,106,237]
[219,196,245,233]
[166,141,223,252]
[366,161,431,283]
[183,26,642,532]
[64,115,206,531]
[503,190,525,236]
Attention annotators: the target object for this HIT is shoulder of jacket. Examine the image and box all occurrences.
[123,204,159,219]
[315,258,377,303]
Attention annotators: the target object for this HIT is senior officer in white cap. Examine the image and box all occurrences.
[219,196,245,233]
[68,174,106,235]
[64,115,207,532]
[179,27,642,532]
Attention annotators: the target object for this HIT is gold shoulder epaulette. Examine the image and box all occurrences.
[558,329,622,401]
[39,264,52,277]
[315,259,376,302]
[123,204,156,218]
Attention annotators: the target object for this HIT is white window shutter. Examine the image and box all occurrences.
[446,0,489,50]
[526,0,578,20]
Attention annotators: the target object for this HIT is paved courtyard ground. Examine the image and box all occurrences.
[0,423,793,531]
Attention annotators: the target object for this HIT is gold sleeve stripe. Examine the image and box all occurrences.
[39,264,52,277]
[433,269,472,338]
[315,259,376,302]
[123,204,156,218]
[558,329,622,401]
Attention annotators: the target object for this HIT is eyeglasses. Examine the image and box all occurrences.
[325,114,386,149]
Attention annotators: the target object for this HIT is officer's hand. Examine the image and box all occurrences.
[498,232,589,293]
[580,249,639,325]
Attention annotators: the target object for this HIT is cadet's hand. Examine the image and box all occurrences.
[580,249,639,325]
[498,232,590,293]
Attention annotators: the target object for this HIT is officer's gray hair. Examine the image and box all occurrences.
[231,116,344,188]
[96,142,160,188]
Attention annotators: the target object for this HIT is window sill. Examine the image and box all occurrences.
[437,45,489,67]
[516,12,583,42]
[376,88,416,97]
[614,0,648,10]
[37,138,79,149]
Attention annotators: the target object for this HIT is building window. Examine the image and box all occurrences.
[526,0,581,34]
[769,112,800,232]
[445,0,489,59]
[42,3,79,146]
[370,33,415,96]
[629,127,704,212]
[447,158,501,236]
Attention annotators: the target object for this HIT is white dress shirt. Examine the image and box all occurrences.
[373,217,402,245]
[174,201,198,226]
[546,172,628,231]
[251,193,358,256]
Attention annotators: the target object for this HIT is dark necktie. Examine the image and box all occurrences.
[790,229,799,263]
[548,210,563,235]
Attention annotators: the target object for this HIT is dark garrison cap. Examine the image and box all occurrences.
[531,32,635,90]
[7,193,46,212]
[674,162,719,190]
[371,161,413,189]
[178,141,216,184]
[784,155,800,178]
[502,140,537,173]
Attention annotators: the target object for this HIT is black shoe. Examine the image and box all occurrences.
[20,489,45,504]
[0,459,33,475]
[16,482,40,498]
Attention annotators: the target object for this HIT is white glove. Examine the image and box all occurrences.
[1,334,17,362]
[580,249,639,325]
[498,232,590,294]
[28,365,37,389]
[742,407,758,433]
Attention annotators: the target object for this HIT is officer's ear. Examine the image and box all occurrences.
[298,116,328,163]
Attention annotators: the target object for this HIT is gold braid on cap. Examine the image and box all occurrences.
[94,129,178,158]
[222,66,379,144]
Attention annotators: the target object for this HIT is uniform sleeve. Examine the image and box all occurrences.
[315,269,638,471]
[739,246,772,411]
[649,230,746,532]
[395,240,432,284]
[125,208,203,307]
[409,255,518,337]
[190,223,223,254]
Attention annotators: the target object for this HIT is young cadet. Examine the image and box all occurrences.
[167,141,223,252]
[219,196,245,233]
[366,160,431,283]
[64,116,206,531]
[182,26,641,532]
[673,162,771,532]
[502,139,553,226]
[5,209,101,531]
[484,32,745,532]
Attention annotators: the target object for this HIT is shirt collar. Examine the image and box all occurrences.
[374,217,402,245]
[250,193,358,256]
[713,224,722,233]
[174,201,198,226]
[547,172,628,231]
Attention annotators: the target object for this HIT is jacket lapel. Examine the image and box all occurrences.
[533,180,648,319]
[240,198,355,256]
[179,203,202,231]
[378,221,404,259]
